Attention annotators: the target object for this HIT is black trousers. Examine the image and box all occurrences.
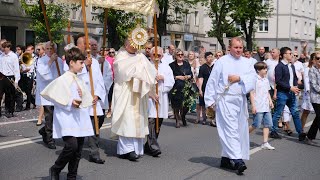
[39,106,54,144]
[52,136,85,180]
[307,103,320,140]
[145,118,163,153]
[19,74,35,108]
[88,110,105,158]
[0,76,16,114]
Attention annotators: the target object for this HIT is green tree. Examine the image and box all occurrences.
[94,9,142,49]
[200,0,240,51]
[20,1,70,44]
[230,0,273,51]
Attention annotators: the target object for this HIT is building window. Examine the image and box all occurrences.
[1,0,14,3]
[309,23,312,36]
[295,20,299,34]
[235,22,242,31]
[194,11,199,26]
[304,22,307,35]
[184,13,189,24]
[302,0,305,12]
[258,20,268,32]
[294,0,298,10]
[71,10,77,20]
[309,0,312,13]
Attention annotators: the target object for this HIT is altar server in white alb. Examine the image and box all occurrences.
[68,33,107,164]
[111,39,157,161]
[37,41,64,150]
[204,37,256,175]
[41,47,94,180]
[145,46,175,157]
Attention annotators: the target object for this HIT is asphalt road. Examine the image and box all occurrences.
[0,108,320,180]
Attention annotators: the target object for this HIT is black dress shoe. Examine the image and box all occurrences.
[151,150,161,157]
[270,131,282,139]
[220,157,236,170]
[4,113,13,118]
[38,129,48,144]
[299,133,307,141]
[235,162,247,175]
[47,143,56,149]
[89,157,105,164]
[127,151,139,161]
[49,167,60,180]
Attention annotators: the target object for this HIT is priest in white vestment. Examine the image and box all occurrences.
[145,47,175,157]
[37,41,64,149]
[204,37,256,175]
[41,47,94,179]
[111,40,157,161]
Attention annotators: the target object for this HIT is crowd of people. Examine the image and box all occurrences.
[1,35,320,179]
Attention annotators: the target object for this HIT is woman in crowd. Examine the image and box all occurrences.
[169,49,193,128]
[35,43,46,126]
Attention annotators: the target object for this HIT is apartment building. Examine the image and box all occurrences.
[0,0,103,52]
[255,0,316,53]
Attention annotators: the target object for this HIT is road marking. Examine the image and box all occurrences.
[249,120,313,155]
[0,123,111,150]
[0,118,38,125]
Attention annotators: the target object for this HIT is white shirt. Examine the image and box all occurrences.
[162,52,174,65]
[253,75,271,112]
[0,51,20,83]
[293,60,304,81]
[282,60,294,87]
[265,58,279,89]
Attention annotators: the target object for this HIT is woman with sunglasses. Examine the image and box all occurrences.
[169,49,193,128]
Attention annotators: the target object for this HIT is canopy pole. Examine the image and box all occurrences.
[81,0,99,135]
[153,13,159,133]
[101,8,108,74]
[39,0,61,76]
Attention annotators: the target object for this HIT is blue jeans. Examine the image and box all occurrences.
[271,91,303,134]
[252,112,273,128]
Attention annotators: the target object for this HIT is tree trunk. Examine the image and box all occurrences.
[217,36,226,51]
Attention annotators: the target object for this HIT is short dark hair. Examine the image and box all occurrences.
[279,47,291,60]
[26,44,34,50]
[2,41,12,48]
[73,33,85,46]
[254,61,267,72]
[16,45,25,52]
[204,52,213,59]
[65,47,86,66]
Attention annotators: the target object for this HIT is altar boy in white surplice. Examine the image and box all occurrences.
[204,37,256,175]
[145,46,174,157]
[41,47,94,180]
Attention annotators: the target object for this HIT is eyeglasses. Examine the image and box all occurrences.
[176,53,184,56]
[294,55,298,57]
[36,49,40,51]
[109,52,115,54]
[316,57,320,60]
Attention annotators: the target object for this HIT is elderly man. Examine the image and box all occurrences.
[111,39,157,161]
[90,38,102,60]
[204,37,256,175]
[162,44,175,65]
[37,41,64,149]
[144,46,175,157]
[253,46,265,62]
[144,41,153,60]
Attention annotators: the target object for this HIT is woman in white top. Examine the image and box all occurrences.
[301,53,316,129]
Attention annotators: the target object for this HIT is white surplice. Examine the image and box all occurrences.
[148,61,175,118]
[64,58,106,116]
[35,55,64,106]
[101,60,113,109]
[41,71,94,138]
[204,54,256,160]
